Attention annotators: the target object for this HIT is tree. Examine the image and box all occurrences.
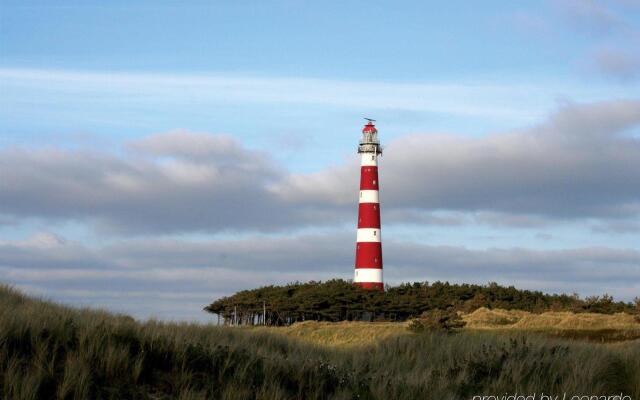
[204,280,635,325]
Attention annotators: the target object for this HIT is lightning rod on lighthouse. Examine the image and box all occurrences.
[354,119,384,290]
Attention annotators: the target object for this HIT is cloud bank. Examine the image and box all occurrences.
[1,100,640,235]
[1,231,638,321]
[280,100,640,220]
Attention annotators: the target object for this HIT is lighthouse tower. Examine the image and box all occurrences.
[354,119,384,290]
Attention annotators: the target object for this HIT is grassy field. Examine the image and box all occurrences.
[251,321,412,347]
[463,307,640,342]
[252,308,640,347]
[2,285,639,400]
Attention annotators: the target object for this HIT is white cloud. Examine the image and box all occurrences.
[593,47,640,81]
[0,68,581,120]
[558,0,623,34]
[1,100,640,234]
[279,100,640,220]
[1,231,638,321]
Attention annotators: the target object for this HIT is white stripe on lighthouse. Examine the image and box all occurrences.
[361,153,378,166]
[356,228,381,242]
[359,190,379,203]
[354,268,383,282]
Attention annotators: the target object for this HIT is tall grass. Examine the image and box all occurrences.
[1,285,638,399]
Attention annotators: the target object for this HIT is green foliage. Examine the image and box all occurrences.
[1,285,640,399]
[408,309,466,333]
[205,280,636,325]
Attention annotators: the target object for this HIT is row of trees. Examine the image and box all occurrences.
[204,280,638,326]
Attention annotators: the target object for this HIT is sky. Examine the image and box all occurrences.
[0,0,639,322]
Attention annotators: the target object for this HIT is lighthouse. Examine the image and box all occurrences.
[354,119,384,290]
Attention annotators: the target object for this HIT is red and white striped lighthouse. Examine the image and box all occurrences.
[354,119,384,290]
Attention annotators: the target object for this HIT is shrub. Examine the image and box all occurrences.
[206,280,636,325]
[407,309,466,333]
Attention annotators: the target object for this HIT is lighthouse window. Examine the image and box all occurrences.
[373,231,377,236]
[373,180,376,185]
[371,155,374,160]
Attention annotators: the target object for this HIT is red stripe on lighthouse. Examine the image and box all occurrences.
[358,282,384,290]
[359,166,379,190]
[355,242,383,268]
[357,203,380,228]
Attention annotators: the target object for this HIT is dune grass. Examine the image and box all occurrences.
[251,321,412,347]
[249,308,640,347]
[1,285,639,399]
[463,307,640,329]
[462,307,640,342]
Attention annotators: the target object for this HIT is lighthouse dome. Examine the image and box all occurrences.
[362,122,377,134]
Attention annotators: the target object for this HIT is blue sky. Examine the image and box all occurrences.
[0,2,583,75]
[1,0,639,321]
